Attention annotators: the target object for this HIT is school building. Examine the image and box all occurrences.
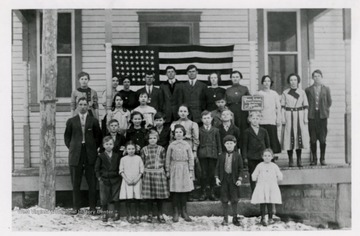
[11,9,351,227]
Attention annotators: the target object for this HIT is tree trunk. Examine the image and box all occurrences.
[38,10,58,210]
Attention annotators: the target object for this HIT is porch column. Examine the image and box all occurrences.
[343,9,351,164]
[105,9,113,112]
[248,9,257,93]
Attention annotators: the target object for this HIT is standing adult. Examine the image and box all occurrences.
[160,66,184,124]
[281,74,309,167]
[117,76,139,111]
[101,76,121,136]
[225,71,250,147]
[64,97,103,215]
[305,70,332,166]
[205,72,226,112]
[255,75,282,155]
[137,72,162,112]
[182,65,207,124]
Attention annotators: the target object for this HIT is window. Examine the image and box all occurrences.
[264,10,301,94]
[137,12,201,45]
[37,10,75,101]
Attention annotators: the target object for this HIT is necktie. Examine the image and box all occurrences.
[81,114,85,143]
[190,81,193,86]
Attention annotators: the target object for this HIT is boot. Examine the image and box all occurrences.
[134,204,141,224]
[181,204,192,222]
[320,143,326,165]
[296,149,302,167]
[126,203,133,224]
[198,188,207,201]
[208,187,217,201]
[172,205,179,222]
[310,143,317,166]
[102,213,108,222]
[287,151,294,167]
[221,216,229,226]
[113,202,120,221]
[232,216,240,226]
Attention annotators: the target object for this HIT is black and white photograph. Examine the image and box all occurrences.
[1,0,358,233]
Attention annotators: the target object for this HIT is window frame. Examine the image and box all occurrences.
[263,9,303,86]
[36,9,76,103]
[137,11,201,46]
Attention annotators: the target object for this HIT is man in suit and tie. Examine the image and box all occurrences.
[64,97,103,215]
[160,66,184,124]
[305,70,332,166]
[137,72,162,112]
[182,65,207,124]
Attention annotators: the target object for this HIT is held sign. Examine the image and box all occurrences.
[241,95,264,111]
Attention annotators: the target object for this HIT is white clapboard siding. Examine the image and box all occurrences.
[12,12,26,169]
[310,9,346,163]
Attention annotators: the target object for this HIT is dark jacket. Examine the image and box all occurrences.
[64,114,102,166]
[95,152,121,185]
[242,126,270,161]
[156,124,171,150]
[218,123,241,151]
[182,80,207,123]
[305,84,332,119]
[198,126,222,159]
[99,133,126,156]
[160,80,184,123]
[126,125,148,152]
[215,152,244,184]
[137,86,162,112]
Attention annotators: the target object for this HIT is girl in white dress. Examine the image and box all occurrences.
[251,148,283,226]
[119,141,144,224]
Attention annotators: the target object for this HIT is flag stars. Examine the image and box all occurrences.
[115,61,118,64]
[150,50,154,54]
[124,50,127,54]
[125,61,128,65]
[135,50,138,53]
[129,50,133,54]
[140,50,143,53]
[145,50,149,53]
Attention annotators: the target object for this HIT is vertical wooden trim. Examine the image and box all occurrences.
[343,9,351,40]
[29,12,38,104]
[139,22,147,45]
[248,9,257,93]
[193,22,200,45]
[300,10,309,88]
[257,9,265,82]
[105,9,112,43]
[74,10,82,88]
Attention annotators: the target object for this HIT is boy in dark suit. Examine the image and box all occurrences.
[215,135,243,226]
[153,112,171,150]
[305,70,332,166]
[198,111,222,201]
[64,97,103,215]
[95,136,122,222]
[99,119,126,156]
[137,72,162,112]
[218,110,241,154]
[182,65,207,124]
[242,111,270,192]
[160,66,184,124]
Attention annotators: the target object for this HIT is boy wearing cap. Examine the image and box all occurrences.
[215,135,244,226]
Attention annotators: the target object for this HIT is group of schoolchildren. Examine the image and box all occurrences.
[68,69,286,227]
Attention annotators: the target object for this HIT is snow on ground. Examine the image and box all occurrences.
[12,206,319,231]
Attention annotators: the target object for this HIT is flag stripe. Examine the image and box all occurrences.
[158,45,234,53]
[159,68,233,75]
[159,63,233,70]
[159,74,233,85]
[159,57,233,64]
[159,51,233,59]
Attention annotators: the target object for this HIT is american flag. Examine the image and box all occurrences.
[112,45,234,86]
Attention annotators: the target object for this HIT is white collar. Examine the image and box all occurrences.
[189,79,197,85]
[79,112,88,119]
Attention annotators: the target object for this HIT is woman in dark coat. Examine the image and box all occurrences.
[225,71,250,147]
[116,76,139,111]
[205,72,226,112]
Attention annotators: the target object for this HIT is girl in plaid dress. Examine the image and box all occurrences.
[141,130,169,223]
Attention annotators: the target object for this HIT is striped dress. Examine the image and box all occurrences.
[141,145,169,199]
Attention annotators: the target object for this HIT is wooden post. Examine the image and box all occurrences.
[105,10,113,112]
[38,10,57,210]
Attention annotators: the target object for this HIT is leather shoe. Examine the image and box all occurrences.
[320,160,327,166]
[68,209,79,215]
[232,216,240,226]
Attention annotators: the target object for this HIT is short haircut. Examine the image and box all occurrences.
[145,71,155,76]
[261,75,274,87]
[287,73,301,84]
[262,148,274,157]
[77,97,88,104]
[312,69,323,78]
[223,135,237,144]
[102,136,114,145]
[125,141,136,149]
[172,124,186,137]
[186,64,197,72]
[230,70,243,79]
[215,93,226,101]
[130,111,144,121]
[146,129,159,140]
[201,110,212,118]
[112,76,120,83]
[121,76,131,84]
[249,110,262,118]
[221,109,232,116]
[139,92,149,98]
[208,72,222,84]
[165,66,176,73]
[108,119,119,126]
[78,71,90,80]
[154,112,166,120]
